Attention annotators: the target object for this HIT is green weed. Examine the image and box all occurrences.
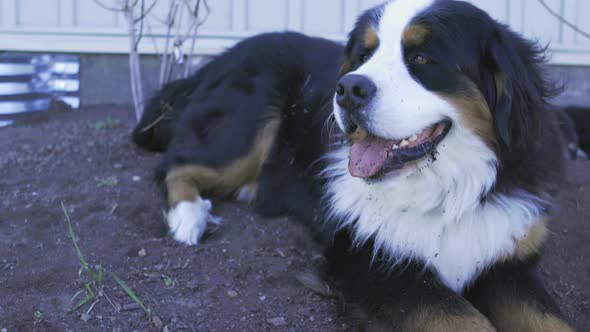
[61,202,150,316]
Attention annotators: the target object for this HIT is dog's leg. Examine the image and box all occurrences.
[164,117,280,245]
[326,232,495,332]
[336,266,496,332]
[465,260,573,332]
[397,306,496,332]
[464,221,573,332]
[165,166,221,245]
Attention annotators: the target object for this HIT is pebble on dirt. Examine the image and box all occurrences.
[267,317,287,327]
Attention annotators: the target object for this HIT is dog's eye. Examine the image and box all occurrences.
[360,53,370,63]
[411,54,429,65]
[360,49,373,63]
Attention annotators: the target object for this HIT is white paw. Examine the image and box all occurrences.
[167,198,221,246]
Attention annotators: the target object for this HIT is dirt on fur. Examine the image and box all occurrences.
[0,104,588,331]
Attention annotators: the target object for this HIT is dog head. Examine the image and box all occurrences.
[334,0,552,181]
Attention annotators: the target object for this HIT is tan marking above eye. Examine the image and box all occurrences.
[403,24,429,47]
[363,26,379,50]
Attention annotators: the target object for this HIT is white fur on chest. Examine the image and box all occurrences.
[323,130,543,292]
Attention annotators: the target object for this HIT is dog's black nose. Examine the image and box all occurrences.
[336,74,376,111]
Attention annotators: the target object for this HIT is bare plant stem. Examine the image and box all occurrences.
[184,0,202,77]
[95,0,209,120]
[159,1,179,87]
[125,1,145,121]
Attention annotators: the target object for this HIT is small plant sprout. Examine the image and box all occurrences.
[61,202,151,317]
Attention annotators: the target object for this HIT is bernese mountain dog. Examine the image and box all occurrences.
[133,0,573,330]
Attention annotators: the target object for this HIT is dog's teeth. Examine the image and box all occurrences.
[400,139,409,147]
[392,144,399,150]
[409,134,418,142]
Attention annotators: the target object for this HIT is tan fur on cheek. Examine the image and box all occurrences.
[438,82,498,150]
[349,127,369,143]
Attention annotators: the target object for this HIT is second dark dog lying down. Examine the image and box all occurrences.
[559,106,590,159]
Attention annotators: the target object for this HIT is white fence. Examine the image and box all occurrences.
[1,0,589,65]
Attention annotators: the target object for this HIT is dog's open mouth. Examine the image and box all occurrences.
[348,120,452,178]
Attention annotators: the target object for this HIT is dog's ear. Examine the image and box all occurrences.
[487,32,516,147]
[484,28,553,149]
[491,69,513,147]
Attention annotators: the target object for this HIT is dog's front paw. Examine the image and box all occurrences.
[167,198,221,245]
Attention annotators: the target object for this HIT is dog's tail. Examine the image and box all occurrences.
[132,77,196,152]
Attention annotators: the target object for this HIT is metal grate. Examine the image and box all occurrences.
[0,53,80,127]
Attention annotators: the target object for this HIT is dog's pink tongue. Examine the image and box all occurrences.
[348,136,392,178]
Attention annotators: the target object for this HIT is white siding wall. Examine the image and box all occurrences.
[0,0,589,65]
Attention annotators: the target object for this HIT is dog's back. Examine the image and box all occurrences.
[133,32,343,154]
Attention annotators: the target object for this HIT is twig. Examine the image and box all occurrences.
[144,16,161,54]
[184,0,210,77]
[125,1,145,120]
[86,299,100,314]
[166,6,186,81]
[537,0,590,40]
[134,0,158,22]
[159,1,179,87]
[109,203,118,215]
[133,0,159,50]
[103,291,121,313]
[139,112,167,132]
[94,0,210,119]
[183,0,202,77]
[92,0,124,12]
[134,0,145,50]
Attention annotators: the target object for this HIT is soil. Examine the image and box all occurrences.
[0,105,588,331]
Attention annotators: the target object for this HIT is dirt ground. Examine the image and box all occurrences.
[0,105,588,331]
